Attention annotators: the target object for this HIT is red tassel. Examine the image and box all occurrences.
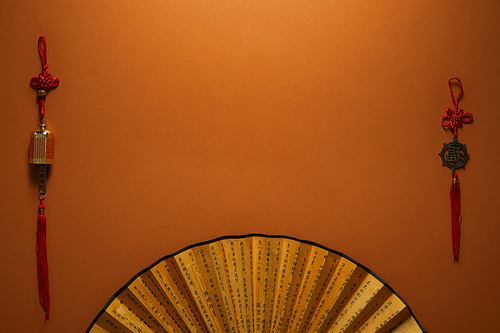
[450,173,461,262]
[37,199,50,322]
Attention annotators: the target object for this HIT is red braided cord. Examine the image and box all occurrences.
[449,77,463,107]
[441,77,473,138]
[38,37,48,65]
[39,98,45,120]
[30,36,59,121]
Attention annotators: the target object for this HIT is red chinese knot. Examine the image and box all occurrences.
[30,36,59,121]
[441,77,473,138]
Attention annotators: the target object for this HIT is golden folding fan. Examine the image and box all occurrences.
[87,234,425,333]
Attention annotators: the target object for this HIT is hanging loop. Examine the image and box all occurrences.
[38,36,48,68]
[448,77,463,109]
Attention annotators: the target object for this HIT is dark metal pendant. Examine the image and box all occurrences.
[439,138,469,171]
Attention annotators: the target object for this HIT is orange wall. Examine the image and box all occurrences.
[1,0,500,332]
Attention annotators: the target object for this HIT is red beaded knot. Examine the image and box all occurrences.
[441,77,473,138]
[30,37,59,92]
[30,37,59,120]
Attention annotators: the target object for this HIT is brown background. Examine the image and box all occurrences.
[1,0,499,332]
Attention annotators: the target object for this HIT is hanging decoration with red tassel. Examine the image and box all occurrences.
[438,77,473,262]
[29,36,59,322]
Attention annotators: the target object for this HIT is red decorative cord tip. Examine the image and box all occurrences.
[36,196,50,322]
[450,172,461,262]
[30,36,59,120]
[441,77,473,138]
